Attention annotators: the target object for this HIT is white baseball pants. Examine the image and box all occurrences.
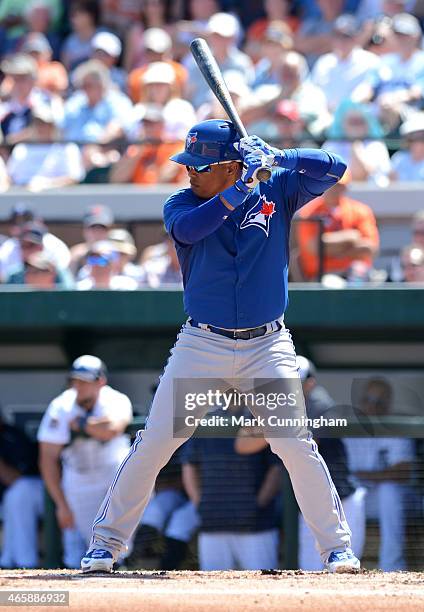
[90,321,352,563]
[198,529,279,570]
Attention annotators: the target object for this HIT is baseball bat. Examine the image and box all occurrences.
[190,37,272,182]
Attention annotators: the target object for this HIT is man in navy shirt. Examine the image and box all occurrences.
[181,425,282,570]
[82,119,360,573]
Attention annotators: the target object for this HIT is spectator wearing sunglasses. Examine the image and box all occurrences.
[390,113,424,181]
[344,378,415,570]
[76,241,138,290]
[69,205,114,276]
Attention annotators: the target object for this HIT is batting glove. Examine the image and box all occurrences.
[236,135,276,159]
[239,152,274,190]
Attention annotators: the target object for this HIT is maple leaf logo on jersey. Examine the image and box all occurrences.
[240,194,276,237]
[186,132,198,150]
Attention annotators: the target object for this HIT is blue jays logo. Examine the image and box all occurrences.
[186,132,198,150]
[240,194,276,237]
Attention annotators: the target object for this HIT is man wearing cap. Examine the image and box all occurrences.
[185,12,254,109]
[90,31,127,92]
[0,53,54,142]
[127,27,188,104]
[311,14,381,113]
[69,204,114,276]
[21,32,68,96]
[7,105,85,190]
[0,208,70,283]
[38,355,133,568]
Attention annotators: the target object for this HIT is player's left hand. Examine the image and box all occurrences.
[236,135,278,160]
[240,152,274,190]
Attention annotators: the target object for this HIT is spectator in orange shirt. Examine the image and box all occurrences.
[126,27,187,101]
[109,104,186,185]
[295,171,379,281]
[21,32,68,96]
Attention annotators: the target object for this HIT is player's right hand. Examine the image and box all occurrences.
[236,135,276,159]
[56,502,75,529]
[239,152,273,190]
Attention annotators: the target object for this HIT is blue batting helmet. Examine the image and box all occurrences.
[170,119,242,166]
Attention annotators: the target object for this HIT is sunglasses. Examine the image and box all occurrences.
[185,160,235,174]
[87,255,113,267]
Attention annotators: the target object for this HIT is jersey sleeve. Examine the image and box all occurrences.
[163,189,197,241]
[37,397,71,446]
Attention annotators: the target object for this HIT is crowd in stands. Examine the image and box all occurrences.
[0,1,423,284]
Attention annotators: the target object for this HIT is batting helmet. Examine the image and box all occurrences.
[170,119,242,166]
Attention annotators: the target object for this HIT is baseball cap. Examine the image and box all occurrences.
[400,112,424,137]
[297,356,317,382]
[333,14,359,37]
[92,31,122,58]
[8,203,35,224]
[70,355,107,382]
[83,205,114,228]
[20,222,45,245]
[207,12,240,38]
[144,27,172,54]
[108,228,137,257]
[22,33,52,55]
[392,13,422,37]
[276,99,300,122]
[264,20,293,48]
[142,62,176,85]
[1,53,38,78]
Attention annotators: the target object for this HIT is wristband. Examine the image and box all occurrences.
[219,180,249,210]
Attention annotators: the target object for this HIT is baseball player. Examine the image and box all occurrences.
[38,355,133,567]
[82,119,359,573]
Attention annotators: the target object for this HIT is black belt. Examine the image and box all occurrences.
[189,319,282,340]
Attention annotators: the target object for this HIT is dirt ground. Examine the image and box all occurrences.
[0,569,423,612]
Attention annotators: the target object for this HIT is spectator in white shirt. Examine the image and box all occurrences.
[0,204,70,282]
[344,377,414,571]
[76,241,138,290]
[7,105,85,190]
[311,14,381,113]
[324,100,391,186]
[390,112,424,181]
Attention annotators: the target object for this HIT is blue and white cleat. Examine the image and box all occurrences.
[81,549,114,573]
[325,548,360,573]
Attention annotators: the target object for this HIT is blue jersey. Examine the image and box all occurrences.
[164,163,338,329]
